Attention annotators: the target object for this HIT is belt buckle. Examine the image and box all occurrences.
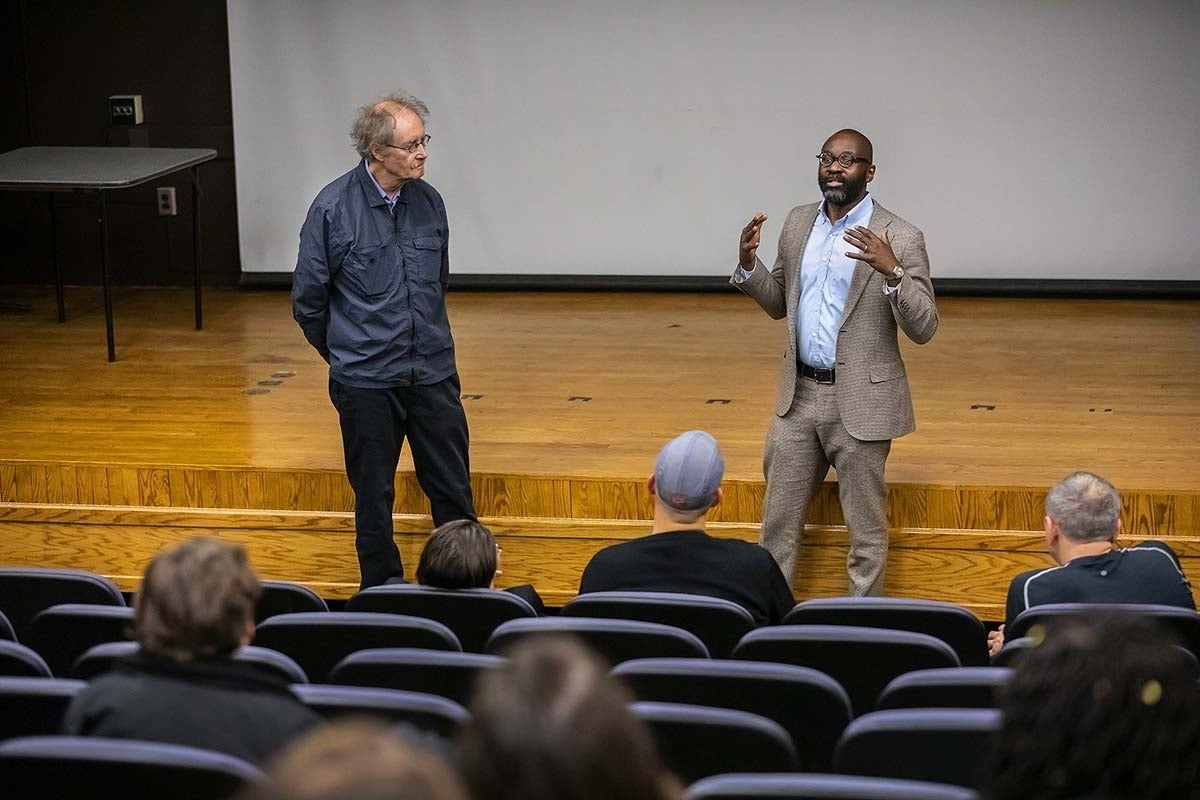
[802,363,836,384]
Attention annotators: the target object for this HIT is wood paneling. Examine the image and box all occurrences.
[2,463,1194,536]
[3,503,1198,621]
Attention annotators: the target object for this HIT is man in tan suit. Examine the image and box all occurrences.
[732,129,938,596]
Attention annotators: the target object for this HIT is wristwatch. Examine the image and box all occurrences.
[889,265,905,280]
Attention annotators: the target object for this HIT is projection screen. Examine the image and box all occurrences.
[228,0,1199,280]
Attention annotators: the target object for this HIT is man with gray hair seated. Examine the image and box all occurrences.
[578,430,794,625]
[988,470,1195,655]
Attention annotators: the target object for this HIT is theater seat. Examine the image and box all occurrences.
[684,772,981,799]
[563,591,757,658]
[833,709,1001,790]
[631,701,799,785]
[784,598,989,667]
[614,657,851,770]
[0,567,126,643]
[0,677,86,740]
[733,626,960,717]
[329,647,503,705]
[0,735,262,800]
[486,617,708,666]
[253,612,461,682]
[875,667,1012,711]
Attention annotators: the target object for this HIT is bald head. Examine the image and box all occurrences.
[824,129,873,163]
[349,90,429,161]
[1045,471,1122,543]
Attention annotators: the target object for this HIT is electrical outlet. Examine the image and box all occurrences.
[156,186,177,216]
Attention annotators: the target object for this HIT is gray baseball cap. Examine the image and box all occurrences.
[654,430,724,511]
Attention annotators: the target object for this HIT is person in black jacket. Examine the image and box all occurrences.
[989,471,1195,656]
[578,430,795,625]
[63,537,320,764]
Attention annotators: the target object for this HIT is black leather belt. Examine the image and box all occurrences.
[799,362,836,384]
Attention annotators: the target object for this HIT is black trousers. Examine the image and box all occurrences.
[329,374,476,589]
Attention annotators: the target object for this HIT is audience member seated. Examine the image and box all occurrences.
[415,519,546,615]
[242,718,467,800]
[458,636,679,800]
[578,430,794,625]
[62,537,321,763]
[989,613,1200,799]
[988,471,1195,655]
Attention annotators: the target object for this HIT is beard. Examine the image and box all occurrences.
[820,174,866,206]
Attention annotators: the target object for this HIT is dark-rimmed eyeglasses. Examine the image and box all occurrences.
[816,151,870,168]
[384,134,431,153]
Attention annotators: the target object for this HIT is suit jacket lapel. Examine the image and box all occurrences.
[840,201,893,323]
[786,204,819,316]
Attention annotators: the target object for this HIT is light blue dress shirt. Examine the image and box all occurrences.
[796,194,874,368]
[363,159,399,213]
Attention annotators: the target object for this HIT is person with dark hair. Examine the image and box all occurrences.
[989,471,1194,655]
[415,519,545,614]
[63,537,320,763]
[293,89,476,591]
[578,430,794,625]
[989,614,1200,799]
[733,128,939,596]
[242,719,467,800]
[458,636,680,800]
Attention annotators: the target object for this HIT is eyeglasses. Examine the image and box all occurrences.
[816,151,870,168]
[384,134,431,153]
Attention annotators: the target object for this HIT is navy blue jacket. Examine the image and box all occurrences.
[293,162,457,387]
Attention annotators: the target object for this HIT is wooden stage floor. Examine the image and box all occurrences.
[0,286,1197,615]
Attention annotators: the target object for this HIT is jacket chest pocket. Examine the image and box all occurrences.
[409,235,445,283]
[341,244,393,297]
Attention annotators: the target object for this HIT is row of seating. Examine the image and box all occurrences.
[2,641,1014,765]
[6,567,1199,663]
[8,601,1200,717]
[0,673,999,789]
[0,608,973,710]
[0,734,984,800]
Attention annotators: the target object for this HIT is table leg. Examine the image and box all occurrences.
[191,165,203,330]
[99,190,116,362]
[50,194,65,322]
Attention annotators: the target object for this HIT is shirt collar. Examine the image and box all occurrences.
[818,192,874,228]
[361,159,400,205]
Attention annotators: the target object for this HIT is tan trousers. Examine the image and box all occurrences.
[760,376,892,596]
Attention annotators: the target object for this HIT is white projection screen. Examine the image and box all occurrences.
[228,0,1199,281]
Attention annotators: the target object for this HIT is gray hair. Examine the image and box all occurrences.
[350,91,430,160]
[1044,471,1121,542]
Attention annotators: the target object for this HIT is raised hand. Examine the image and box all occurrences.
[739,213,768,270]
[844,224,899,276]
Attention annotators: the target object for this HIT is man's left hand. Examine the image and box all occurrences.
[844,225,899,276]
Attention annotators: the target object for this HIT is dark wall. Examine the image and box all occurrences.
[0,0,240,286]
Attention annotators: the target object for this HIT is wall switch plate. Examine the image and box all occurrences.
[156,186,177,216]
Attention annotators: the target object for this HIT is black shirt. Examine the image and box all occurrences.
[1005,540,1196,628]
[578,529,795,625]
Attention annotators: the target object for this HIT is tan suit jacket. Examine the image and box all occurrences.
[732,200,938,441]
